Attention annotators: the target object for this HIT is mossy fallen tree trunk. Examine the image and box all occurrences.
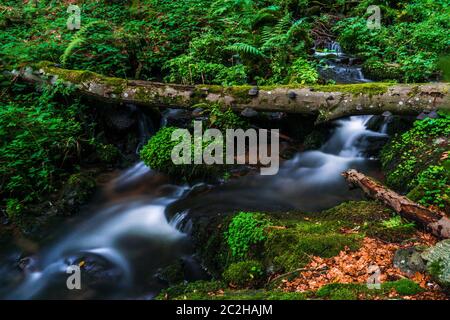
[342,169,450,239]
[16,62,450,122]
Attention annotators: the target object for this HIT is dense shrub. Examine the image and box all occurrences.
[225,212,271,259]
[335,0,449,82]
[139,126,221,180]
[0,83,83,208]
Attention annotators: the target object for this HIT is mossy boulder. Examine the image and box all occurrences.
[265,224,362,272]
[223,260,265,288]
[139,126,221,181]
[422,240,450,291]
[381,114,450,211]
[362,58,403,81]
[157,260,186,286]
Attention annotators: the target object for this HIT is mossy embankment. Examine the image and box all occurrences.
[158,200,431,300]
[380,112,450,214]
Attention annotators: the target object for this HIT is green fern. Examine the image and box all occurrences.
[226,42,266,58]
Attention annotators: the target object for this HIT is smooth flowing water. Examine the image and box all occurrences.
[0,115,387,299]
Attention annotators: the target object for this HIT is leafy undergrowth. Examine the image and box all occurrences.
[381,113,450,213]
[167,200,449,300]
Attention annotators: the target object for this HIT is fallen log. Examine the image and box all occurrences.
[14,62,450,122]
[342,169,450,239]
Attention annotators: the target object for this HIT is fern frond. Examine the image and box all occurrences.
[225,42,266,58]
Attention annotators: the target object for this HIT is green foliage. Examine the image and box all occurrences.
[362,57,402,81]
[225,212,271,259]
[0,82,86,205]
[139,126,182,174]
[96,143,121,164]
[61,21,132,77]
[335,0,450,82]
[222,260,265,287]
[5,198,24,220]
[265,221,362,272]
[288,57,319,84]
[316,283,359,300]
[381,215,415,229]
[383,279,423,296]
[139,126,221,180]
[408,165,449,210]
[381,114,450,192]
[207,104,248,131]
[156,280,226,300]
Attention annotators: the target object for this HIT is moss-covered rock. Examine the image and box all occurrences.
[223,260,265,288]
[422,240,450,291]
[381,113,450,212]
[264,223,362,272]
[362,58,403,82]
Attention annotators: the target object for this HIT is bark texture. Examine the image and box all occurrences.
[15,63,450,122]
[342,169,450,239]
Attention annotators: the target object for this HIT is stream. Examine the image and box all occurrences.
[0,114,389,299]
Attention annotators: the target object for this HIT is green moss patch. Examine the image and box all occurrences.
[157,280,307,300]
[316,279,423,300]
[311,83,391,97]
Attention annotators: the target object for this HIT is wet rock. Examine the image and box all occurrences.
[70,252,125,290]
[248,86,259,97]
[105,104,136,131]
[191,108,204,118]
[366,115,384,132]
[368,115,414,135]
[358,135,389,157]
[161,108,192,127]
[241,107,258,118]
[417,110,439,120]
[18,256,39,273]
[393,247,426,276]
[60,173,96,215]
[266,112,286,121]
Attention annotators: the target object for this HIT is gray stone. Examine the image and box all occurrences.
[393,247,426,276]
[421,239,450,289]
[241,107,258,118]
[248,86,259,96]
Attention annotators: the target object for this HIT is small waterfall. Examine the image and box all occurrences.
[113,161,152,187]
[136,110,155,154]
[328,41,343,56]
[169,210,193,235]
[314,41,371,83]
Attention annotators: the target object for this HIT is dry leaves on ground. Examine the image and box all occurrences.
[282,235,447,300]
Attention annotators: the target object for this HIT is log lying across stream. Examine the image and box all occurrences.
[342,169,450,239]
[16,62,450,122]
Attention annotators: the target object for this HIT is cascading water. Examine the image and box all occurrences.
[314,41,370,83]
[0,115,388,299]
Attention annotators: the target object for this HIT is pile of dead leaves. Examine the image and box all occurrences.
[281,235,447,300]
